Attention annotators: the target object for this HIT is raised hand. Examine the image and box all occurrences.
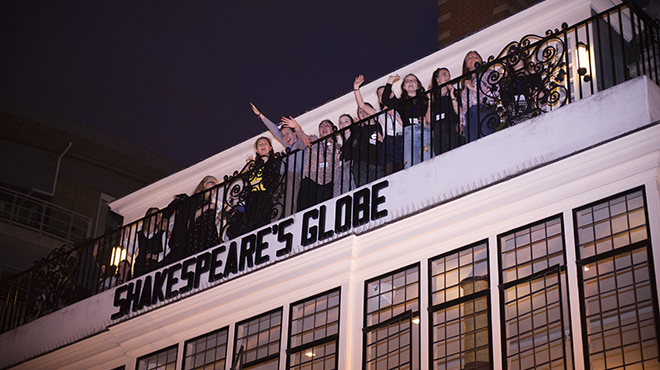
[281,116,301,131]
[299,131,312,147]
[387,74,400,84]
[354,75,365,90]
[250,102,262,118]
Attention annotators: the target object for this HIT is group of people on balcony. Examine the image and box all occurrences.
[91,48,548,291]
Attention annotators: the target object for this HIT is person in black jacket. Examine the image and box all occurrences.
[340,109,383,189]
[131,207,166,277]
[381,73,430,168]
[429,67,462,155]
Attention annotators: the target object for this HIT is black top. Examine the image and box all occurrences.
[341,123,382,165]
[429,89,461,154]
[381,83,428,127]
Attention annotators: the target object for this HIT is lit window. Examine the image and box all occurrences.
[234,308,282,370]
[429,241,491,370]
[364,264,420,369]
[498,216,573,369]
[288,288,340,369]
[137,344,178,370]
[575,188,659,369]
[183,327,228,370]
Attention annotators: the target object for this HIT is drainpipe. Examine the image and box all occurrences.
[32,142,72,197]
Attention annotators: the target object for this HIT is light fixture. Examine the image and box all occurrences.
[110,246,127,266]
[305,351,316,358]
[584,266,590,272]
[576,42,591,82]
[412,317,420,325]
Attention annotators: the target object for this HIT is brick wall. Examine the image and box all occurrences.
[438,0,542,49]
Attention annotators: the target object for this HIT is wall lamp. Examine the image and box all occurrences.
[111,246,128,266]
[576,42,591,82]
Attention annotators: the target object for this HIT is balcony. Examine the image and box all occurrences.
[0,0,658,338]
[0,186,91,245]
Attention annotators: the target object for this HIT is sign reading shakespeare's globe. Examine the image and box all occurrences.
[111,180,389,319]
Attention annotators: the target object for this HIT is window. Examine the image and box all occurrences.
[287,288,341,369]
[183,327,229,370]
[137,344,178,370]
[363,264,420,369]
[498,216,573,369]
[574,188,660,369]
[234,308,282,370]
[429,241,491,370]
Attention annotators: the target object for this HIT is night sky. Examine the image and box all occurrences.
[0,1,437,167]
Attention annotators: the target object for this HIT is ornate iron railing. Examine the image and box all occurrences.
[0,1,658,334]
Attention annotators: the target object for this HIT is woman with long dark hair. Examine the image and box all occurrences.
[250,103,309,216]
[459,51,499,143]
[132,207,166,277]
[189,175,221,253]
[429,67,461,155]
[244,137,282,232]
[381,73,430,168]
[282,117,341,211]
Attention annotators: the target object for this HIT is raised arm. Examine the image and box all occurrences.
[251,103,289,149]
[353,75,377,116]
[381,74,400,109]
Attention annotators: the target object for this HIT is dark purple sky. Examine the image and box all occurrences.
[1,1,437,167]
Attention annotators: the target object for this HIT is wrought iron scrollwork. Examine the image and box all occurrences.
[221,153,286,240]
[478,30,568,129]
[24,244,81,322]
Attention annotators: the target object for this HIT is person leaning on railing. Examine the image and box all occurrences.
[250,103,310,217]
[162,176,220,263]
[347,77,387,187]
[282,117,341,212]
[189,176,222,254]
[374,81,405,174]
[381,73,431,168]
[241,137,282,233]
[74,239,102,298]
[99,259,131,292]
[498,47,545,126]
[459,51,499,142]
[335,114,356,195]
[129,207,168,278]
[429,67,462,155]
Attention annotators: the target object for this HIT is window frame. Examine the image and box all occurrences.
[362,262,420,370]
[572,186,660,370]
[286,287,341,370]
[136,344,179,370]
[427,239,493,370]
[233,307,283,370]
[182,326,229,370]
[497,213,575,370]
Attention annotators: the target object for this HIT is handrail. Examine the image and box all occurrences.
[0,186,91,244]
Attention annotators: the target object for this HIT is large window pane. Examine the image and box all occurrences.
[184,327,228,370]
[429,241,491,370]
[235,308,282,370]
[137,345,178,370]
[288,288,340,370]
[364,264,419,369]
[575,188,659,370]
[499,216,572,370]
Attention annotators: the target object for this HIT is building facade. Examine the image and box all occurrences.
[1,0,659,369]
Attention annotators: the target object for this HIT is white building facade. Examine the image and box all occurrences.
[1,1,659,369]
